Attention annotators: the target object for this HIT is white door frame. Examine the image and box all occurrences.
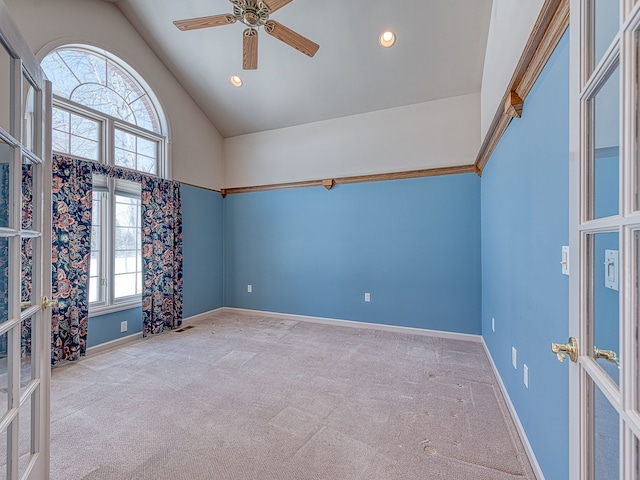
[0,1,51,479]
[569,0,640,478]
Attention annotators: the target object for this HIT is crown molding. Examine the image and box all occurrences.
[476,0,569,172]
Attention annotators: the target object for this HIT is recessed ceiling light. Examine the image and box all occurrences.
[379,30,396,48]
[230,75,243,87]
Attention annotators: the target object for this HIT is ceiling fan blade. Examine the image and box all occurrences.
[174,14,236,31]
[243,28,258,70]
[261,0,294,14]
[264,20,319,58]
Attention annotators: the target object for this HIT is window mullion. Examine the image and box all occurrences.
[108,179,115,307]
[100,191,107,304]
[105,117,112,167]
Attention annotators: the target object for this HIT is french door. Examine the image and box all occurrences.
[568,0,640,477]
[0,2,51,480]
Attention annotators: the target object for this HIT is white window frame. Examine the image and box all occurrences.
[43,46,168,316]
[89,176,142,315]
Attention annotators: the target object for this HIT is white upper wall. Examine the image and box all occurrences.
[4,0,224,191]
[481,0,546,139]
[224,94,480,188]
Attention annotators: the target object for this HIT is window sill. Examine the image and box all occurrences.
[89,301,142,318]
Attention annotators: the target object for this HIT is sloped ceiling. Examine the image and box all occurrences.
[113,0,493,138]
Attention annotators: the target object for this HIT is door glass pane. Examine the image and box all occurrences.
[0,429,6,480]
[20,238,33,312]
[636,436,640,479]
[592,383,620,479]
[0,142,11,229]
[20,317,33,399]
[0,239,8,325]
[589,66,620,219]
[636,31,640,211]
[21,74,36,154]
[590,0,619,71]
[0,43,11,136]
[21,162,33,231]
[0,332,9,420]
[589,232,620,385]
[18,399,32,478]
[636,231,640,411]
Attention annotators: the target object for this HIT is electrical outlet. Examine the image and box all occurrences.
[120,321,127,333]
[492,317,495,332]
[524,364,529,388]
[512,347,517,369]
[247,285,252,293]
[364,292,371,302]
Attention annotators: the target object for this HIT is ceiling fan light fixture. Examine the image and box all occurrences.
[380,30,396,48]
[230,75,243,87]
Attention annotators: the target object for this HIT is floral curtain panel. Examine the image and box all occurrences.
[51,154,183,365]
[51,157,93,364]
[141,177,183,335]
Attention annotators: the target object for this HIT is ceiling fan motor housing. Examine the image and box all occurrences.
[232,0,270,28]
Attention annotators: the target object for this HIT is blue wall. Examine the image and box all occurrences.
[87,183,224,347]
[181,184,224,318]
[481,31,570,479]
[87,307,142,348]
[223,174,482,334]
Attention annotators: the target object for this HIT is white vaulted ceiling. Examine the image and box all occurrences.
[111,0,493,138]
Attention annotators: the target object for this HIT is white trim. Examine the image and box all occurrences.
[86,331,142,356]
[85,308,223,353]
[219,307,482,343]
[182,307,225,324]
[482,339,545,480]
[89,300,142,317]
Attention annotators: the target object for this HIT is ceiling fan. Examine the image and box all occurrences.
[174,0,320,70]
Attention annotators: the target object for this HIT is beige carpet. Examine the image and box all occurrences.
[50,311,536,480]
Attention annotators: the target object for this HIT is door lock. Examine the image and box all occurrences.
[551,337,578,363]
[41,296,57,310]
[594,347,620,367]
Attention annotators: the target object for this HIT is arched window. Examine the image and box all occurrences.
[42,46,168,310]
[41,46,166,176]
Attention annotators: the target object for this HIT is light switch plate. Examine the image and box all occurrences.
[364,293,371,302]
[524,364,529,388]
[247,285,252,293]
[512,347,517,369]
[605,250,619,291]
[561,246,569,276]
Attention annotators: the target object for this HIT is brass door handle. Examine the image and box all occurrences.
[594,347,620,367]
[20,301,32,309]
[551,337,578,363]
[41,296,57,310]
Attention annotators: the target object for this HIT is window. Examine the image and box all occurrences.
[42,46,166,312]
[90,176,142,310]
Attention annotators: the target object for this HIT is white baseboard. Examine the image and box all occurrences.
[481,339,545,480]
[86,332,142,356]
[218,307,482,343]
[86,308,224,355]
[182,307,224,324]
